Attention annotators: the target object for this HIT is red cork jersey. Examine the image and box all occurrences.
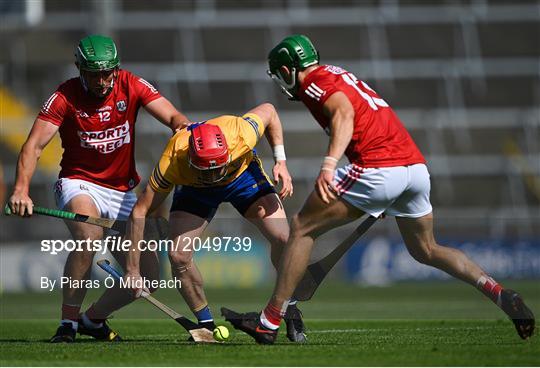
[37,69,162,191]
[299,65,426,168]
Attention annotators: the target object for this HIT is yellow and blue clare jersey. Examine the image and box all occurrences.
[149,113,266,190]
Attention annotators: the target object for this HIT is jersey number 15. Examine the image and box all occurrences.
[342,73,389,111]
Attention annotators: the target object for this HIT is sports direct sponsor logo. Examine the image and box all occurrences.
[78,121,131,154]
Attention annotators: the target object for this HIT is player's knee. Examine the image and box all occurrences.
[278,232,288,248]
[409,245,434,265]
[291,213,323,241]
[290,214,307,236]
[68,220,103,240]
[271,231,289,249]
[168,250,192,269]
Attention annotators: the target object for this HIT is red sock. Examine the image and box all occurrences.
[260,304,283,330]
[61,304,81,321]
[477,275,503,306]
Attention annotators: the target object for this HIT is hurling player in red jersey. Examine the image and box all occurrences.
[8,35,190,343]
[223,35,534,344]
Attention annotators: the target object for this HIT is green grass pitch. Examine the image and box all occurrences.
[1,281,538,366]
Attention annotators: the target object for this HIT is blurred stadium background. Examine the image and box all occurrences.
[0,0,539,296]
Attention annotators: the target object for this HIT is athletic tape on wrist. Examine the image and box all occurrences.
[321,156,338,171]
[273,145,286,161]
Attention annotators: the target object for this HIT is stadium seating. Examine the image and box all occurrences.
[0,0,538,242]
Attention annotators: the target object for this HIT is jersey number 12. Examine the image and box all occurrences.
[98,111,111,122]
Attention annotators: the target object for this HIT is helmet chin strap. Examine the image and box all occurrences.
[107,77,115,93]
[79,74,89,92]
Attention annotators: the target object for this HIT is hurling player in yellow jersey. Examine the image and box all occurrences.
[123,103,307,342]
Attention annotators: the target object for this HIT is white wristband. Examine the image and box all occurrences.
[324,156,339,163]
[273,145,286,161]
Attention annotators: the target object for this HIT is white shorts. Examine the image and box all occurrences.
[54,178,137,220]
[334,163,432,218]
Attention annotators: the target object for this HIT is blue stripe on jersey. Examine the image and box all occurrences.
[243,117,260,139]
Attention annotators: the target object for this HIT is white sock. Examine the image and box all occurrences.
[60,319,78,331]
[288,299,297,306]
[260,311,280,330]
[81,312,103,329]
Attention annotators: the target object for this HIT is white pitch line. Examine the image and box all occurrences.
[310,326,495,333]
[310,328,379,334]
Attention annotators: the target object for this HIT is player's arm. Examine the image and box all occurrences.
[9,118,59,216]
[317,91,355,204]
[143,96,191,132]
[125,141,175,293]
[124,183,169,294]
[245,103,293,199]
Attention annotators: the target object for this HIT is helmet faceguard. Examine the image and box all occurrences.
[267,34,319,100]
[266,64,298,100]
[75,35,120,98]
[188,124,231,185]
